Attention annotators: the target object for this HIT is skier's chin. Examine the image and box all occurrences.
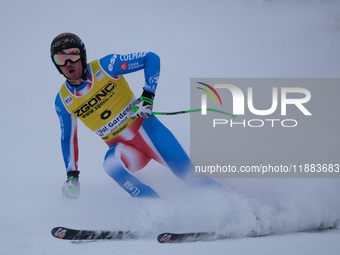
[65,73,81,81]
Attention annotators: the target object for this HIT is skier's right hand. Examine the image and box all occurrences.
[62,171,80,199]
[129,89,154,119]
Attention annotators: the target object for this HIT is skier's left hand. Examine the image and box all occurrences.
[129,90,154,119]
[62,171,80,199]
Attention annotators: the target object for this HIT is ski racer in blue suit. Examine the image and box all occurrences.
[51,32,222,199]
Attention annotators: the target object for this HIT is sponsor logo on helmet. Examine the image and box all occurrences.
[52,38,76,49]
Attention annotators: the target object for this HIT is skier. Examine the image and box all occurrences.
[51,32,221,199]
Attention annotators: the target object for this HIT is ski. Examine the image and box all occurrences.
[156,231,265,243]
[157,225,338,243]
[157,232,219,243]
[51,226,136,240]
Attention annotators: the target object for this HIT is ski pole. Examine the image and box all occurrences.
[152,108,236,118]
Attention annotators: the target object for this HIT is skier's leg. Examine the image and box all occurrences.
[103,143,159,198]
[141,115,226,189]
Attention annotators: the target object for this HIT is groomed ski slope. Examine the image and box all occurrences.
[1,0,340,254]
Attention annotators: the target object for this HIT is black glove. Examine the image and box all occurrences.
[62,171,80,199]
[129,90,154,119]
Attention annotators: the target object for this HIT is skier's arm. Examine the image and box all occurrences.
[55,94,79,173]
[99,51,160,94]
[99,52,160,118]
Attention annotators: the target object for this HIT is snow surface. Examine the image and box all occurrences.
[1,0,340,254]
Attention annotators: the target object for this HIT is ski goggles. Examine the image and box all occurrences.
[53,48,81,66]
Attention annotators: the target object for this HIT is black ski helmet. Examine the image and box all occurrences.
[50,32,87,77]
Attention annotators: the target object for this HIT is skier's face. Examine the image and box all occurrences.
[53,48,84,83]
[59,60,84,83]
